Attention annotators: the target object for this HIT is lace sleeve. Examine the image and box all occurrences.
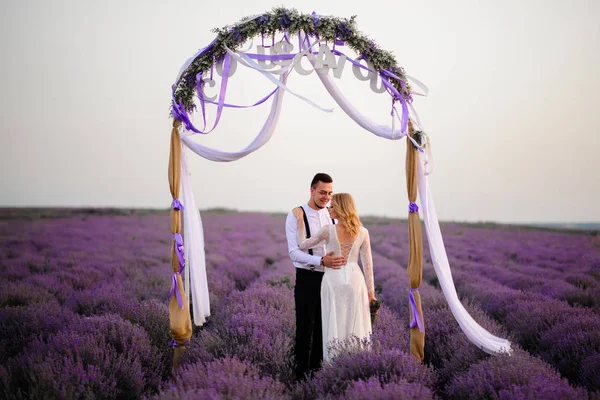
[292,208,306,243]
[298,226,330,250]
[359,228,375,296]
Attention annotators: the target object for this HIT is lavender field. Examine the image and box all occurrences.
[1,208,599,399]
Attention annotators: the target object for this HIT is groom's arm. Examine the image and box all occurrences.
[285,211,322,267]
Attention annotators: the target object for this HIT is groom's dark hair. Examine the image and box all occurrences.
[310,173,333,188]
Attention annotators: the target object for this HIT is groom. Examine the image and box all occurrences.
[285,173,346,380]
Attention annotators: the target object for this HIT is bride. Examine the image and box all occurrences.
[296,193,376,362]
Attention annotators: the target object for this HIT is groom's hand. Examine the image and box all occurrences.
[323,251,345,269]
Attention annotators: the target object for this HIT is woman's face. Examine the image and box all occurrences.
[328,201,339,219]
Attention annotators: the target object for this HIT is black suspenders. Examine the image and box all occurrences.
[300,205,313,256]
[299,205,336,265]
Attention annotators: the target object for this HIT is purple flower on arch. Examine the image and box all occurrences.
[230,27,242,43]
[257,14,270,26]
[335,21,353,39]
[182,72,195,86]
[311,12,321,27]
[278,9,291,29]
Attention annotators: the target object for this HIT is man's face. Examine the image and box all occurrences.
[310,181,333,209]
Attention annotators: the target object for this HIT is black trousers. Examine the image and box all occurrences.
[294,268,324,380]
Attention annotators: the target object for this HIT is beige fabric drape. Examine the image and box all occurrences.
[168,119,192,368]
[406,120,425,361]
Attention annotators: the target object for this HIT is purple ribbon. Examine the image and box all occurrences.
[171,39,217,132]
[170,338,179,348]
[171,96,199,133]
[195,72,207,131]
[244,52,295,61]
[171,52,232,134]
[194,51,293,110]
[174,40,295,133]
[172,199,184,211]
[331,49,373,74]
[204,52,231,134]
[173,38,216,88]
[380,74,408,133]
[174,39,412,136]
[173,233,185,271]
[169,273,184,310]
[409,288,424,332]
[409,202,419,213]
[202,88,278,108]
[330,48,410,133]
[168,233,186,310]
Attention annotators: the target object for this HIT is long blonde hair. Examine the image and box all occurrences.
[331,193,362,237]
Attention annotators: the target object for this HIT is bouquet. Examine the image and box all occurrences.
[369,299,381,325]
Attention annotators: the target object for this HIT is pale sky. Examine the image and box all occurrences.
[1,0,599,223]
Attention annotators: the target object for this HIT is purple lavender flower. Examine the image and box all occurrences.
[4,314,160,398]
[155,357,287,399]
[300,347,435,398]
[257,14,270,26]
[335,21,353,39]
[447,349,588,399]
[311,11,321,27]
[230,27,243,43]
[278,9,291,29]
[342,377,435,400]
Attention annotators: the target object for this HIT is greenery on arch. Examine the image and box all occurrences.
[173,7,412,113]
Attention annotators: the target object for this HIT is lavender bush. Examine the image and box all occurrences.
[446,349,588,400]
[3,314,161,399]
[341,377,436,400]
[155,356,287,399]
[296,346,436,399]
[1,209,598,398]
[187,279,296,383]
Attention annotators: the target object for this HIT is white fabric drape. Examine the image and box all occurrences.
[180,72,287,162]
[315,68,405,140]
[181,147,211,326]
[297,32,402,141]
[227,46,334,113]
[417,152,512,354]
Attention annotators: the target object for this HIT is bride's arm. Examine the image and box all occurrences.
[298,226,330,250]
[359,228,376,301]
[287,210,321,266]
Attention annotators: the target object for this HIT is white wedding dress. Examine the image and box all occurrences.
[299,225,375,362]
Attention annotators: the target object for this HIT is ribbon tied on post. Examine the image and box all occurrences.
[172,198,184,211]
[408,202,419,213]
[409,288,424,332]
[169,233,186,309]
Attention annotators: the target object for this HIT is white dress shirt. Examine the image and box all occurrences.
[285,202,333,272]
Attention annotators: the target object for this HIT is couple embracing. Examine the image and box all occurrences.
[285,173,377,380]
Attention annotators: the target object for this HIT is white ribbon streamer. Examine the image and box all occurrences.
[408,102,425,132]
[181,147,211,326]
[180,72,287,161]
[417,152,512,354]
[225,45,334,113]
[407,75,429,97]
[299,32,406,141]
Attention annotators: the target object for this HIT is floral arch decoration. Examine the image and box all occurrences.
[166,7,511,366]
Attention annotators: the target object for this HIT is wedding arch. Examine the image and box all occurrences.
[166,7,511,365]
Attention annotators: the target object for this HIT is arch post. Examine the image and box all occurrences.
[406,120,425,361]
